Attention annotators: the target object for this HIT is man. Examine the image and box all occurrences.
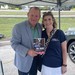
[11,7,43,75]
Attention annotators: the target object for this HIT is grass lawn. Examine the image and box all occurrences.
[56,17,75,30]
[0,18,26,39]
[0,17,75,40]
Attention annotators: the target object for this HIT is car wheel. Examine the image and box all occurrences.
[68,41,75,63]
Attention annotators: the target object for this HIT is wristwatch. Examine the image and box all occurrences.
[62,64,67,67]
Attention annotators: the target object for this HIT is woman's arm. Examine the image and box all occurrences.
[61,41,67,65]
[61,41,67,74]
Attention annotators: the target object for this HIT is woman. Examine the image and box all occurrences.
[41,12,67,75]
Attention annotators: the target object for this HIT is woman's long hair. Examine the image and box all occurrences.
[42,11,57,29]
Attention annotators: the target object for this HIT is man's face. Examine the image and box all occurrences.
[28,8,40,27]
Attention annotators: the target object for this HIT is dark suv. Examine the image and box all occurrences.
[65,28,75,63]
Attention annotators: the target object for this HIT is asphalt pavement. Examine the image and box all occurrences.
[0,44,75,75]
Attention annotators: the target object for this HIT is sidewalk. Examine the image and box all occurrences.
[0,40,10,46]
[0,45,75,75]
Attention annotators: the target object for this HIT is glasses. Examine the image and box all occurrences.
[43,11,52,15]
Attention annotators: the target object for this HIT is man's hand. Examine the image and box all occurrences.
[27,49,38,57]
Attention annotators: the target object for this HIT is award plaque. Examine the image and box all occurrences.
[33,38,45,52]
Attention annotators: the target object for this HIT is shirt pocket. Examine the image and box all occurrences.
[51,38,60,47]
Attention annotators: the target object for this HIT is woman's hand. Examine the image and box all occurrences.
[37,51,45,55]
[61,65,67,74]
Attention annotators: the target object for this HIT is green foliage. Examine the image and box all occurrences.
[15,8,20,10]
[71,8,75,10]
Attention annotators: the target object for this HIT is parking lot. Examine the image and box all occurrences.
[0,44,75,75]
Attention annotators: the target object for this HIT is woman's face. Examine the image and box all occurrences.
[43,15,53,30]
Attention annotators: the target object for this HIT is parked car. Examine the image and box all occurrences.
[0,34,4,39]
[65,28,75,63]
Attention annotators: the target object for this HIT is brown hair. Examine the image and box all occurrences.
[42,12,57,29]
